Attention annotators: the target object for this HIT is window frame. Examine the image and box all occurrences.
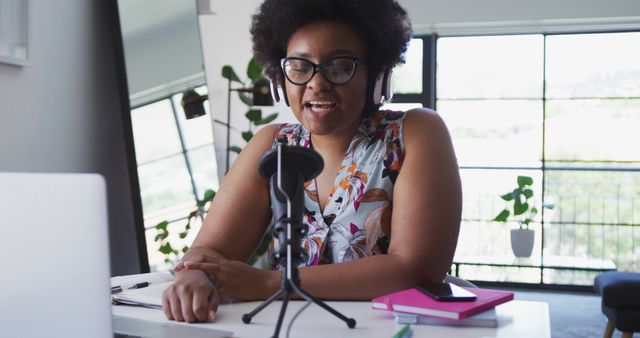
[393,30,640,290]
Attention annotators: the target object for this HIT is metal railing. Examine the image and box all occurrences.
[454,166,640,287]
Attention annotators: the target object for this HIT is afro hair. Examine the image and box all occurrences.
[250,0,412,85]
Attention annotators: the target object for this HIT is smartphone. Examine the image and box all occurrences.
[416,282,477,302]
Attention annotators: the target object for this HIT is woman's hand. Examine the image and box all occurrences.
[179,255,278,300]
[162,269,219,323]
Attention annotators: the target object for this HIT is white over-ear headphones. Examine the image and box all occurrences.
[372,68,393,105]
[270,77,289,106]
[270,68,393,107]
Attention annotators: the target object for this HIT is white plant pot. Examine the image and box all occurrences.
[511,229,535,258]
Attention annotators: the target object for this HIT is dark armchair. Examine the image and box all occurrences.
[594,271,640,338]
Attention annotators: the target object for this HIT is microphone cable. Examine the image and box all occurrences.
[285,300,312,338]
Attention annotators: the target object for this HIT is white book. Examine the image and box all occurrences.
[111,272,174,309]
[394,308,498,328]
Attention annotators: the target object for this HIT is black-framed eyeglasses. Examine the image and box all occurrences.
[280,56,363,85]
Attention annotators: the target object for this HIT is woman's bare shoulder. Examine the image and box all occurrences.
[402,107,451,146]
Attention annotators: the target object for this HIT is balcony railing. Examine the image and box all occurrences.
[454,165,640,287]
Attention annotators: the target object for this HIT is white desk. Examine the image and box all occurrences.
[113,300,550,338]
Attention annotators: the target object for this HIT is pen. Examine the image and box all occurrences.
[393,324,412,338]
[111,282,150,294]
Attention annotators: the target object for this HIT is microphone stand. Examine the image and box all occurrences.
[242,141,356,338]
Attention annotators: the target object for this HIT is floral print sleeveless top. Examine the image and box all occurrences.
[272,110,406,265]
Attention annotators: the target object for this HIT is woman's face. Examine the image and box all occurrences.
[284,21,368,137]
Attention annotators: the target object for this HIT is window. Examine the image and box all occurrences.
[130,86,219,271]
[393,32,640,286]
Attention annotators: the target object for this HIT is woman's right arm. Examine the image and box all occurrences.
[162,124,280,322]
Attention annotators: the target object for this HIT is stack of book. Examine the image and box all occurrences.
[372,287,514,328]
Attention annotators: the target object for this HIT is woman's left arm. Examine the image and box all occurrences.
[184,108,462,300]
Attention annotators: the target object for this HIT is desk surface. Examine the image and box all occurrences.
[113,300,550,338]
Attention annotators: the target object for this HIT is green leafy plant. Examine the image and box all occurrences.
[221,57,279,153]
[153,57,277,268]
[493,175,553,229]
[155,189,216,264]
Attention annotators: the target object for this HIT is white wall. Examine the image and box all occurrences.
[0,0,142,275]
[402,0,640,34]
[198,0,293,179]
[198,0,640,178]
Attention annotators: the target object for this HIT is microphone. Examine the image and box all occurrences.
[244,139,356,333]
[258,139,323,267]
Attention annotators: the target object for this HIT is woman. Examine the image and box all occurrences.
[162,0,462,323]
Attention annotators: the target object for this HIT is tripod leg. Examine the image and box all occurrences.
[242,288,286,324]
[291,284,356,328]
[271,290,291,338]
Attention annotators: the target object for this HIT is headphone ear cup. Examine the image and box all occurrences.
[372,71,384,105]
[269,79,290,106]
[372,69,393,105]
[270,79,280,103]
[383,68,393,102]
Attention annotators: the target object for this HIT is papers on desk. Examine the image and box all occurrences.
[111,272,174,309]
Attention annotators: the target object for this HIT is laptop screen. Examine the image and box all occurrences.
[0,173,113,338]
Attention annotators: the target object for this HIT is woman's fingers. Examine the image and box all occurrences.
[166,286,185,322]
[173,261,185,272]
[192,286,215,322]
[161,288,174,320]
[184,262,220,275]
[207,287,220,322]
[161,270,218,323]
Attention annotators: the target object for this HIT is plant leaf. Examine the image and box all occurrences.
[238,92,253,106]
[517,175,533,187]
[514,201,529,216]
[512,189,521,203]
[182,246,189,254]
[155,221,169,230]
[247,58,263,82]
[523,219,531,225]
[245,109,262,122]
[500,192,514,201]
[202,189,216,202]
[242,131,254,142]
[221,65,242,84]
[523,189,533,199]
[494,209,510,222]
[229,146,243,153]
[531,207,538,215]
[179,231,188,239]
[159,243,175,255]
[255,113,279,126]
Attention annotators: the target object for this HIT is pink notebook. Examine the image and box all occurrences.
[372,287,513,320]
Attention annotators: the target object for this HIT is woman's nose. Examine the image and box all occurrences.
[306,70,332,91]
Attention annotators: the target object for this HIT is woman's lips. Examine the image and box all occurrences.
[305,100,337,115]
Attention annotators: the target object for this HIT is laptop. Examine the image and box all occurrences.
[0,172,113,338]
[0,172,232,338]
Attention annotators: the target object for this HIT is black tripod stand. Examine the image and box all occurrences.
[242,141,356,338]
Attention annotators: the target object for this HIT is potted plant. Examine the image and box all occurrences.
[220,57,279,168]
[494,175,552,258]
[153,57,276,268]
